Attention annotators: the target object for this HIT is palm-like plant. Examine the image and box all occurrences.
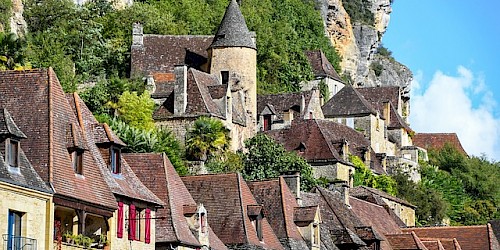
[0,32,30,70]
[186,116,230,161]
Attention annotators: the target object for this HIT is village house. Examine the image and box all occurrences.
[302,50,345,100]
[265,118,384,184]
[124,152,228,250]
[248,175,322,250]
[0,108,54,250]
[131,0,257,151]
[412,133,467,157]
[0,68,163,250]
[182,173,284,249]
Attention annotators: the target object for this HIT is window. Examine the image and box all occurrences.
[200,212,206,233]
[70,150,84,175]
[313,223,320,246]
[110,147,121,174]
[135,208,141,241]
[263,115,271,131]
[6,139,19,168]
[221,71,229,85]
[7,210,23,250]
[255,217,262,241]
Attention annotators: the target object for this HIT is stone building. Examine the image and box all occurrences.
[248,176,322,250]
[412,133,467,157]
[131,0,257,151]
[302,50,345,100]
[0,68,163,250]
[0,108,54,250]
[125,153,228,250]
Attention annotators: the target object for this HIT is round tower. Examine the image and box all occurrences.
[208,0,257,125]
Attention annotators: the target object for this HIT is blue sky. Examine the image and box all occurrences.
[383,1,500,160]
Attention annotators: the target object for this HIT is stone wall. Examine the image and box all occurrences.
[311,162,352,183]
[0,182,54,250]
[157,117,197,147]
[380,197,415,227]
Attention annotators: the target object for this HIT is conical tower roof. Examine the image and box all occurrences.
[209,0,256,50]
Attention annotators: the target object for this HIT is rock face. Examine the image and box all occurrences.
[318,0,412,96]
[1,0,27,36]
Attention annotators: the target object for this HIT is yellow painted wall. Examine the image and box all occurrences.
[0,181,53,250]
[108,203,156,250]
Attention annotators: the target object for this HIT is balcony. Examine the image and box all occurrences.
[2,235,37,250]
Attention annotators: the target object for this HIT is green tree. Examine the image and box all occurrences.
[241,133,318,191]
[185,117,230,161]
[0,32,30,70]
[108,90,155,130]
[350,155,397,195]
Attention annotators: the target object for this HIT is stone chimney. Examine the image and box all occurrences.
[132,23,143,47]
[174,65,188,115]
[281,171,301,205]
[328,180,350,206]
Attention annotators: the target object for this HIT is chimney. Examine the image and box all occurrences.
[132,23,143,47]
[328,180,350,206]
[281,171,301,205]
[174,65,188,115]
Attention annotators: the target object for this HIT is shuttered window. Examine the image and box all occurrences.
[129,204,136,241]
[117,202,124,238]
[145,209,151,244]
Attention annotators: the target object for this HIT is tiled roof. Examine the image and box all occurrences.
[403,225,500,250]
[247,178,308,244]
[385,232,429,250]
[91,123,126,147]
[265,119,385,174]
[490,220,500,248]
[0,108,27,139]
[181,173,284,249]
[350,186,416,208]
[209,0,256,50]
[322,85,377,118]
[0,69,117,212]
[124,153,228,249]
[302,187,378,248]
[131,34,212,76]
[294,206,318,224]
[68,93,163,206]
[420,238,460,250]
[257,90,313,120]
[304,50,343,81]
[412,133,467,155]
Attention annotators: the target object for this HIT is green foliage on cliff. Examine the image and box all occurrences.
[0,0,12,32]
[341,0,374,26]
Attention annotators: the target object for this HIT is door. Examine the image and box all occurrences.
[7,211,22,250]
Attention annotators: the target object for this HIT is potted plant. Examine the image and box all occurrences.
[82,236,94,249]
[63,231,73,244]
[97,234,109,249]
[74,234,84,246]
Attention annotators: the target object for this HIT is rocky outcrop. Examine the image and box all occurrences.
[318,0,412,93]
[8,0,27,36]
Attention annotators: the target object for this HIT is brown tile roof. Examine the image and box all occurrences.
[67,93,163,206]
[294,206,318,224]
[412,133,467,155]
[490,220,500,247]
[131,34,212,76]
[304,50,343,82]
[0,69,117,213]
[124,153,228,249]
[403,225,500,250]
[265,119,385,174]
[182,173,284,249]
[247,178,308,244]
[257,90,314,120]
[322,85,377,118]
[151,82,175,99]
[420,238,461,250]
[385,232,428,250]
[302,187,378,248]
[350,186,416,208]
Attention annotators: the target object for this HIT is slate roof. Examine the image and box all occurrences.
[302,187,382,249]
[247,178,310,249]
[322,85,377,118]
[385,232,428,250]
[0,112,51,193]
[124,153,228,249]
[131,34,213,76]
[350,186,416,208]
[304,50,343,81]
[412,133,467,155]
[0,69,117,213]
[403,225,500,250]
[0,108,27,139]
[209,0,256,50]
[257,90,314,119]
[265,119,385,174]
[67,93,164,206]
[181,173,284,249]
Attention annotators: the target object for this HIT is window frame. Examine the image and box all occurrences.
[6,138,19,168]
[110,146,121,174]
[70,149,84,175]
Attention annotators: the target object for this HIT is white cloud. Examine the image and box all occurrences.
[410,66,500,160]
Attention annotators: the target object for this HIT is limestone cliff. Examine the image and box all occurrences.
[0,0,27,36]
[317,0,412,96]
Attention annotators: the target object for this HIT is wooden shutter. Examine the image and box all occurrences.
[117,202,123,238]
[129,204,136,240]
[145,208,151,244]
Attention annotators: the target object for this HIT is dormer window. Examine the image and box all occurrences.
[313,223,320,246]
[70,149,84,175]
[263,115,271,131]
[248,205,263,241]
[110,146,121,174]
[6,138,19,168]
[221,71,229,85]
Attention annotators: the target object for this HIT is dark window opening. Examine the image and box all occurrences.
[71,150,84,175]
[221,71,229,85]
[7,139,19,168]
[263,115,272,131]
[110,147,121,174]
[7,210,23,250]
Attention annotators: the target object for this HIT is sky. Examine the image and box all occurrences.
[382,1,500,161]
